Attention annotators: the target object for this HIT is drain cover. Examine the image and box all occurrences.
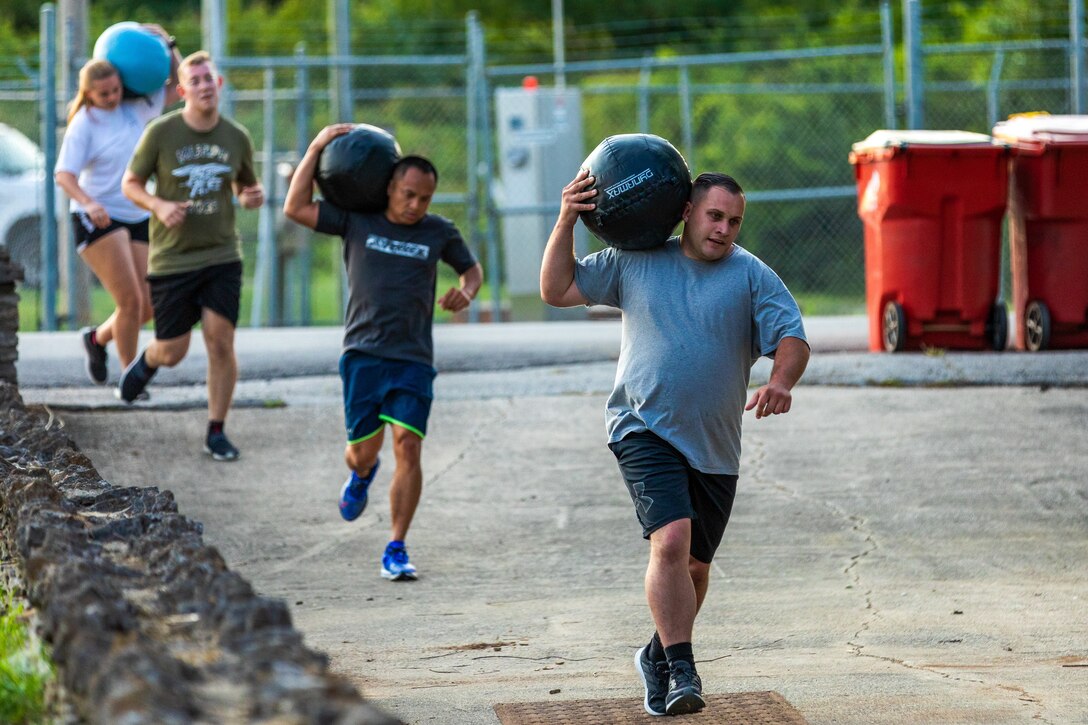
[494,691,807,724]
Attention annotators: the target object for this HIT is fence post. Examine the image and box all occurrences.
[39,4,58,331]
[881,0,897,129]
[295,43,312,325]
[329,0,352,123]
[202,0,232,117]
[60,0,90,328]
[638,58,651,133]
[987,50,1006,129]
[471,17,503,324]
[1073,0,1086,113]
[903,0,925,129]
[679,64,694,170]
[465,12,481,323]
[251,67,277,328]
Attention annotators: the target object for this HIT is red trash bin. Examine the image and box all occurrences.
[849,130,1010,352]
[992,115,1088,351]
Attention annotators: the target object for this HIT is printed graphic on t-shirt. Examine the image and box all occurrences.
[171,144,234,215]
[365,234,429,261]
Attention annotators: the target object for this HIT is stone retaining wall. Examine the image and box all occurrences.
[0,247,22,384]
[0,381,398,723]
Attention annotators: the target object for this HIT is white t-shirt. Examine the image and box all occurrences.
[56,89,165,222]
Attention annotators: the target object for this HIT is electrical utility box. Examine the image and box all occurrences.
[494,85,585,314]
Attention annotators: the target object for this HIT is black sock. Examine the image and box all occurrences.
[664,642,695,669]
[208,420,224,436]
[649,631,666,663]
[139,350,158,372]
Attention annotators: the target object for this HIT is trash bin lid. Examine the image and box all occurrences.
[851,129,997,153]
[992,114,1088,143]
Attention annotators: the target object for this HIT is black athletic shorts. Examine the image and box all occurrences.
[148,261,243,340]
[608,429,737,564]
[72,213,150,252]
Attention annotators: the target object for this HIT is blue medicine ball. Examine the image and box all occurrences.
[579,133,692,250]
[93,22,171,97]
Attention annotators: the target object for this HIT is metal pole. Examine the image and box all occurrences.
[39,5,58,331]
[251,68,277,327]
[62,14,80,327]
[903,0,925,129]
[329,0,352,122]
[881,0,897,129]
[465,12,481,323]
[679,65,694,170]
[552,0,566,92]
[329,0,351,318]
[987,50,1006,130]
[475,21,503,323]
[60,0,88,327]
[1072,0,1086,113]
[201,0,226,59]
[295,42,312,325]
[202,0,231,116]
[638,59,651,133]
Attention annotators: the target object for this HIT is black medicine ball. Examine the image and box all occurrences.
[316,124,402,213]
[579,134,692,250]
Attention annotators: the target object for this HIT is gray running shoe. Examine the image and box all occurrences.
[81,327,108,385]
[118,350,157,403]
[634,644,669,716]
[204,431,240,461]
[665,659,705,716]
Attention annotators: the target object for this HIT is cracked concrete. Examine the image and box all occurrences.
[20,369,1082,724]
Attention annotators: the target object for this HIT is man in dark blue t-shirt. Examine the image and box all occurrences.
[285,123,482,581]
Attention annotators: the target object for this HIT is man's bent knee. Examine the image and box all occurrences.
[649,519,692,563]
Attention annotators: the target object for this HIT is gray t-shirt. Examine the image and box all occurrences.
[316,202,477,366]
[575,237,807,474]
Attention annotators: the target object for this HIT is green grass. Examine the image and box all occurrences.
[794,293,866,316]
[15,269,862,332]
[15,261,491,332]
[0,590,53,725]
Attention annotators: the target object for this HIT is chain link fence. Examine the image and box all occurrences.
[1,2,1085,328]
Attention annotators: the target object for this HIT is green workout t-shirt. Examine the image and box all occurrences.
[128,110,257,276]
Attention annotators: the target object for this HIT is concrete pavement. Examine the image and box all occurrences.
[13,319,1088,724]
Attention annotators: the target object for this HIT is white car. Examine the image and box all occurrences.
[0,122,46,287]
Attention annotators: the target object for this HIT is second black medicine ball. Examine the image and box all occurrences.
[579,134,692,250]
[316,124,402,213]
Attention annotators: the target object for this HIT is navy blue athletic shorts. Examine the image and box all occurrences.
[608,429,737,564]
[339,350,436,444]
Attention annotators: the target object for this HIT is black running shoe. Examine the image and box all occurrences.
[118,350,157,403]
[204,431,240,461]
[635,644,669,716]
[665,660,705,716]
[81,327,108,385]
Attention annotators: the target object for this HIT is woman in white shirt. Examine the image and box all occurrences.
[55,25,180,387]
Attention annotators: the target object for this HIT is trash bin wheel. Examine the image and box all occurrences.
[882,300,907,352]
[1024,300,1051,352]
[986,303,1008,351]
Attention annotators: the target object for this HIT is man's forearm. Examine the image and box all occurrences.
[768,336,810,390]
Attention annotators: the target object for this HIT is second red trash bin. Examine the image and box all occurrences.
[992,114,1088,351]
[849,130,1010,352]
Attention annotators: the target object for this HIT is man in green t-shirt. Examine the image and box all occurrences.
[121,50,264,461]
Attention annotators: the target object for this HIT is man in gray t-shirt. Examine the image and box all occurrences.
[541,170,809,716]
[285,123,482,582]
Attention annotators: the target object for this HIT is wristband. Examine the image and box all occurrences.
[458,288,474,303]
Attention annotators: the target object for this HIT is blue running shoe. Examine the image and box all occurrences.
[338,458,379,522]
[381,541,418,581]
